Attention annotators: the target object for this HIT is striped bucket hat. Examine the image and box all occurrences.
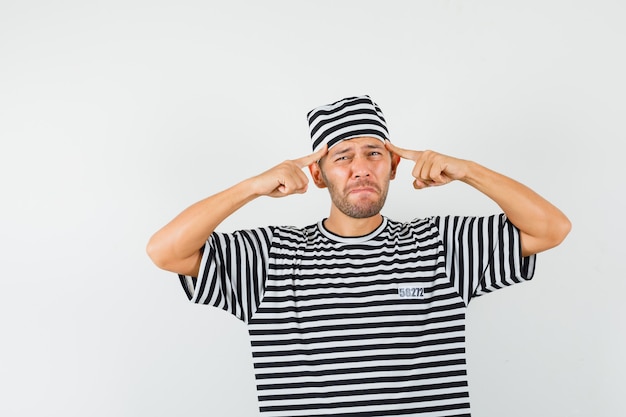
[307,95,390,152]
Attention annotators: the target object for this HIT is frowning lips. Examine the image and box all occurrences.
[346,181,381,195]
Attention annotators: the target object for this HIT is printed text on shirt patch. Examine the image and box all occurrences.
[398,285,426,299]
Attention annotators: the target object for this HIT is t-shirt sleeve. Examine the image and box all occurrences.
[177,226,274,323]
[434,214,536,306]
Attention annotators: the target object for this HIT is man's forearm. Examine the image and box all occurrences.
[146,146,328,277]
[461,161,571,256]
[146,178,258,276]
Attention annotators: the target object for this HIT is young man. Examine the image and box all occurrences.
[147,95,571,416]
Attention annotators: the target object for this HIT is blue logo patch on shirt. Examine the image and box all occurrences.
[398,285,426,299]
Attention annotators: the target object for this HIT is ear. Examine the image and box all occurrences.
[308,162,327,189]
[390,153,401,180]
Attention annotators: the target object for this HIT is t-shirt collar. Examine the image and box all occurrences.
[317,216,388,243]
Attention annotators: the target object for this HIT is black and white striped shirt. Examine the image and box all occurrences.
[179,214,535,417]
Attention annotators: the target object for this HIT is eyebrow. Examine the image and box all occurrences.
[330,143,385,157]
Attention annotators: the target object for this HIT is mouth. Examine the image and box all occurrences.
[349,187,377,194]
[347,183,380,195]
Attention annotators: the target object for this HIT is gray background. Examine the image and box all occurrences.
[1,1,623,416]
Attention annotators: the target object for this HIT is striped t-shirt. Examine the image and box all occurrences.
[179,214,535,417]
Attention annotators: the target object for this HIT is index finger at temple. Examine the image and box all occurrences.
[385,141,420,161]
[295,144,328,168]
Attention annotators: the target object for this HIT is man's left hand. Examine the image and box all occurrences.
[385,141,469,189]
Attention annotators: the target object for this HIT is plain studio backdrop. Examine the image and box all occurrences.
[1,1,623,416]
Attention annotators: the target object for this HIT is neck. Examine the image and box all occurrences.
[323,208,384,237]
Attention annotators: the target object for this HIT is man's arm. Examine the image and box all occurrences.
[146,146,328,277]
[385,142,571,257]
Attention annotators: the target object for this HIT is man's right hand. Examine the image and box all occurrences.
[146,144,328,276]
[251,145,328,198]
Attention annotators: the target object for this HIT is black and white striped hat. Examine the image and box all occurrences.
[307,95,390,152]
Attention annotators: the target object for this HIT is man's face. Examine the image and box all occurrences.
[311,137,400,219]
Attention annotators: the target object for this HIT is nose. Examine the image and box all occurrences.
[351,155,371,179]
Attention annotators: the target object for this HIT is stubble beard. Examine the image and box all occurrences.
[322,172,391,219]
